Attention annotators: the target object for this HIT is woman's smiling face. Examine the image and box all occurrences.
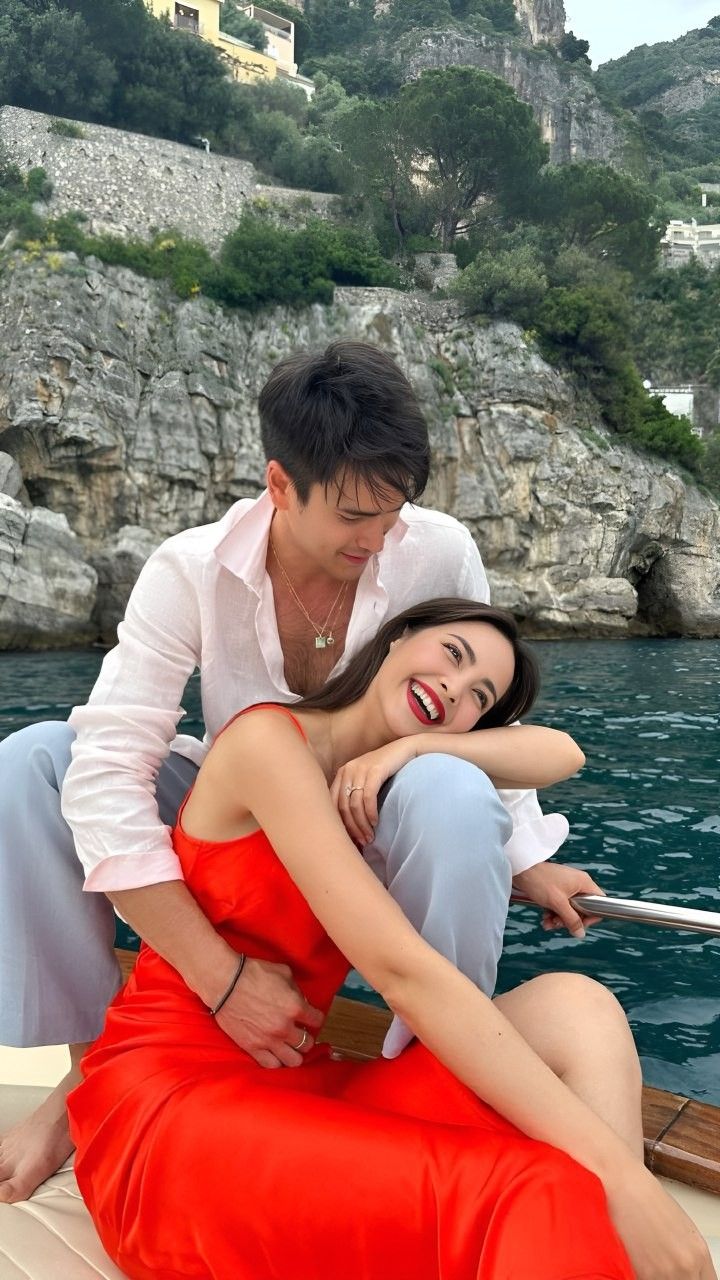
[374,619,517,738]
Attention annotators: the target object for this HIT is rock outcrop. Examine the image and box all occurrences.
[397,30,634,168]
[0,495,97,648]
[643,69,720,117]
[1,252,719,647]
[514,0,566,46]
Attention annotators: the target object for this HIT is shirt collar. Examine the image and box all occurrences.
[214,490,411,594]
[214,491,275,593]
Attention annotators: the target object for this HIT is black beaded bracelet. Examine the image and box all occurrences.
[210,953,246,1016]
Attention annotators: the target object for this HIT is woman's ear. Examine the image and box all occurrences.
[389,626,411,651]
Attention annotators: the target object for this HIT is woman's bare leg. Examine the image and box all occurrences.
[494,972,644,1160]
[0,1043,86,1203]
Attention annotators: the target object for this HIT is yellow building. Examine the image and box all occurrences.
[242,5,294,77]
[147,0,312,92]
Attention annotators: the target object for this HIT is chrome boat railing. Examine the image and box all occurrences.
[512,893,720,937]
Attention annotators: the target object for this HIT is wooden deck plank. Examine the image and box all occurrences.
[642,1085,689,1149]
[319,995,390,1060]
[115,952,720,1194]
[650,1102,720,1195]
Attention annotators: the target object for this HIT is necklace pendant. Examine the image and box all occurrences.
[325,634,335,646]
[315,636,327,649]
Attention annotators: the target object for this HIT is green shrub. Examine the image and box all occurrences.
[48,118,85,139]
[536,284,704,473]
[701,431,720,491]
[25,167,53,202]
[0,164,49,239]
[428,356,455,396]
[452,245,548,324]
[405,234,444,254]
[215,214,399,307]
[30,210,399,312]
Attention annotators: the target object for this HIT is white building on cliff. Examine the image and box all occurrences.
[662,219,720,269]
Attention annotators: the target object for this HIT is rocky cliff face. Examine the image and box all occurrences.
[1,253,719,648]
[398,30,633,167]
[514,0,566,46]
[644,69,720,116]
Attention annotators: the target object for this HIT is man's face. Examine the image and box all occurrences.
[286,474,406,581]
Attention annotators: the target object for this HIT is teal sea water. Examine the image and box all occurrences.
[1,639,719,1104]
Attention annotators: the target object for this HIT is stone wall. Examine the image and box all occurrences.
[1,253,720,647]
[0,107,337,250]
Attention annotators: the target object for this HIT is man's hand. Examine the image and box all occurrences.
[512,862,605,939]
[214,957,325,1069]
[108,884,325,1070]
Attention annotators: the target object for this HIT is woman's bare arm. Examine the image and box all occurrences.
[415,723,584,789]
[409,721,584,788]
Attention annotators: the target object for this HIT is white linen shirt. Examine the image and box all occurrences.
[62,491,568,891]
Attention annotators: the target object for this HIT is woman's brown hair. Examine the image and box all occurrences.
[297,597,539,730]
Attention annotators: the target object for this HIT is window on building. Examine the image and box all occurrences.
[175,3,200,33]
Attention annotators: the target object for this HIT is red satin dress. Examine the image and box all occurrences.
[68,707,635,1280]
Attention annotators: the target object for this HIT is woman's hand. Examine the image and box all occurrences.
[331,739,421,845]
[607,1166,716,1280]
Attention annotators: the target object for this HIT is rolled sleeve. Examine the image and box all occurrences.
[84,848,184,893]
[497,788,570,877]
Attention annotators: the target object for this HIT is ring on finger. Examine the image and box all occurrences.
[292,1028,309,1052]
[345,785,364,797]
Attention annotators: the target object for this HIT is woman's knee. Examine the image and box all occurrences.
[529,971,626,1018]
[520,973,638,1058]
[380,756,512,897]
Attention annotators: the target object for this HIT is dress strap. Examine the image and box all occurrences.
[217,702,308,745]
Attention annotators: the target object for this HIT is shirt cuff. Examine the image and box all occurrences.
[503,812,570,877]
[83,849,185,893]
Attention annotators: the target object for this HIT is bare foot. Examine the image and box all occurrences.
[0,1064,81,1203]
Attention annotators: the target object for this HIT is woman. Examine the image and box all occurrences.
[67,599,713,1280]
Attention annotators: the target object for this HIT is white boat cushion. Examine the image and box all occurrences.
[0,1086,127,1280]
[1,1084,719,1278]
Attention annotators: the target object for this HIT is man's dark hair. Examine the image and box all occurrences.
[258,341,431,505]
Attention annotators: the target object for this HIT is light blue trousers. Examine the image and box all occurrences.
[0,723,512,1052]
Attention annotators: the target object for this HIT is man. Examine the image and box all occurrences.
[0,341,600,1203]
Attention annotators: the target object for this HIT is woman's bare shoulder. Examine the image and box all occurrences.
[212,705,308,758]
[183,708,311,840]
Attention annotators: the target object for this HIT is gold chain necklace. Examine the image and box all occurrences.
[270,535,348,649]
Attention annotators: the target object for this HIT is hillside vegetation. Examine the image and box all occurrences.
[596,17,720,176]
